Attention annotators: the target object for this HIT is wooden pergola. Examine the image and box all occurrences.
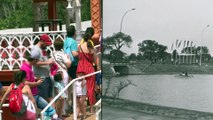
[32,0,101,44]
[33,0,66,31]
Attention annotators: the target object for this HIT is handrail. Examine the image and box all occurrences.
[40,70,101,120]
[0,110,2,120]
[95,99,101,107]
[96,108,101,120]
[94,99,101,120]
[2,104,9,107]
[94,44,100,48]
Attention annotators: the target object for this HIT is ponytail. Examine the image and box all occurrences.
[87,40,94,49]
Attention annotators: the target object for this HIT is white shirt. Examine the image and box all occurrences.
[75,80,87,96]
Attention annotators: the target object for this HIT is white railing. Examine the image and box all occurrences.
[40,70,102,120]
[0,31,66,70]
[95,99,101,120]
[0,31,100,71]
[0,32,102,120]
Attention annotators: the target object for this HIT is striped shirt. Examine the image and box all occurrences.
[52,50,70,71]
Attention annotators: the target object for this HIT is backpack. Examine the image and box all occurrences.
[8,83,26,115]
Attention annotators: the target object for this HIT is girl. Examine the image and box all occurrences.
[0,70,36,120]
[54,72,67,120]
[75,73,87,119]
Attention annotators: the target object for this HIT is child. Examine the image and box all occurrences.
[75,73,87,119]
[0,70,36,120]
[54,72,67,120]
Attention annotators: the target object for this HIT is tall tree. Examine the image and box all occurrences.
[129,53,137,61]
[138,40,168,63]
[103,32,133,52]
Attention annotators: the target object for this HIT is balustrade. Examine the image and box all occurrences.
[0,31,66,70]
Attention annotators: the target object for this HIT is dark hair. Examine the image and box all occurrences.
[85,27,94,37]
[66,25,76,37]
[54,38,64,50]
[24,52,36,62]
[83,33,94,49]
[54,72,63,82]
[14,70,26,85]
[83,33,92,42]
[87,40,94,49]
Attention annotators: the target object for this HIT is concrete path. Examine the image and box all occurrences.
[65,111,96,120]
[102,106,187,120]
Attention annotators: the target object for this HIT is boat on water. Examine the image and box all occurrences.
[175,72,193,78]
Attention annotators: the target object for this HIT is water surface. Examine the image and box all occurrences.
[103,74,213,113]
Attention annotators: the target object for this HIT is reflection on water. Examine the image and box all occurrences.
[103,74,213,113]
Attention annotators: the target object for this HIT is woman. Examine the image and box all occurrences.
[0,70,36,120]
[52,37,72,117]
[77,31,100,113]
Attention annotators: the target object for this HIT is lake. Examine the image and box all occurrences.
[103,74,213,113]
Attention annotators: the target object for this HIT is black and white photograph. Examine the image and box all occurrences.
[102,0,213,120]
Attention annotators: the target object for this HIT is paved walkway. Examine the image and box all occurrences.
[102,106,187,120]
[65,112,95,120]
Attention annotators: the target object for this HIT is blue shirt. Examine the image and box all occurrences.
[63,37,78,65]
[0,82,2,89]
[54,82,67,99]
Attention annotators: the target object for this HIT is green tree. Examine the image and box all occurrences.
[0,0,91,30]
[81,0,91,21]
[138,40,168,63]
[0,0,33,29]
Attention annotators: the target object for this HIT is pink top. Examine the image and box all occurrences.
[20,62,38,96]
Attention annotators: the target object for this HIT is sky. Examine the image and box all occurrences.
[103,0,213,55]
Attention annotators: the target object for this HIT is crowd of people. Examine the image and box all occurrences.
[0,25,101,120]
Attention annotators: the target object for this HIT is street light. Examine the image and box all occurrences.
[119,8,136,32]
[199,25,210,66]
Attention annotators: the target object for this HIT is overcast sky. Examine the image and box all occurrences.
[103,0,213,55]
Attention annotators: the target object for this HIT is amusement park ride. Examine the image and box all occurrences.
[0,0,101,119]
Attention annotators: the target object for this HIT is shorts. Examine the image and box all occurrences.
[68,65,77,79]
[38,77,53,100]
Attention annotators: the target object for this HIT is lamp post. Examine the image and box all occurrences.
[199,25,210,66]
[119,8,135,32]
[66,0,73,27]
